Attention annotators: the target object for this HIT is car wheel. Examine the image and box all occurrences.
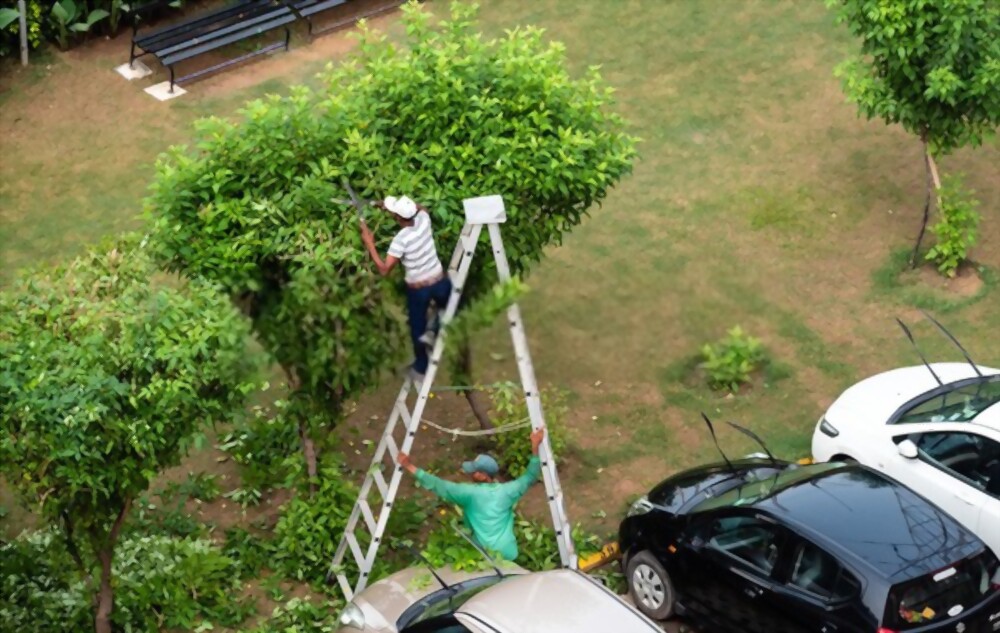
[626,550,675,620]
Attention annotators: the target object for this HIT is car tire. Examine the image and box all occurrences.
[626,550,675,620]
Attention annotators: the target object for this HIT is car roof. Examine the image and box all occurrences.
[753,465,985,582]
[456,569,660,633]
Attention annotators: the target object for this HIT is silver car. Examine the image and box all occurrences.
[337,565,661,633]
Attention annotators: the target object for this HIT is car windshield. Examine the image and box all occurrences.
[885,550,999,630]
[691,463,843,513]
[895,377,1000,424]
[397,575,505,630]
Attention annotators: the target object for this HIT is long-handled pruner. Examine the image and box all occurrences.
[332,177,378,222]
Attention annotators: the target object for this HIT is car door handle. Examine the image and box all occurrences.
[957,492,977,505]
[743,586,764,599]
[821,623,838,633]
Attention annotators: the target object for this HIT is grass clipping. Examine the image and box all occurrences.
[443,277,528,366]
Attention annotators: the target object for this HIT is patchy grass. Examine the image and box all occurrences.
[3,0,1000,549]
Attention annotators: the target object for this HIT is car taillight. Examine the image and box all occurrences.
[877,628,899,633]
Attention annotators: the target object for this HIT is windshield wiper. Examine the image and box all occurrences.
[406,545,452,592]
[451,524,506,579]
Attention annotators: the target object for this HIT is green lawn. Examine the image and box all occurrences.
[2,0,999,542]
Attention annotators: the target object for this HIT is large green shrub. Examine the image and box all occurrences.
[147,0,637,460]
[0,0,47,57]
[0,236,255,633]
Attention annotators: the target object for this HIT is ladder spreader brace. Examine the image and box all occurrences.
[328,195,577,601]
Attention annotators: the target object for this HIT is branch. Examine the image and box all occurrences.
[61,510,93,584]
[108,497,132,547]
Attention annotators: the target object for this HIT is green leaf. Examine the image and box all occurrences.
[0,7,20,30]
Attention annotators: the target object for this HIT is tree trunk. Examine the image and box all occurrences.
[61,510,92,584]
[911,138,944,268]
[457,342,494,430]
[93,499,131,633]
[282,365,319,492]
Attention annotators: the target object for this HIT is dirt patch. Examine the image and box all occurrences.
[904,263,985,298]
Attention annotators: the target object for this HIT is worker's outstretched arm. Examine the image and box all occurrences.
[504,427,545,501]
[359,220,399,276]
[399,453,476,505]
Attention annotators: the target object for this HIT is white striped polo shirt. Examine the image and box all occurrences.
[388,212,444,284]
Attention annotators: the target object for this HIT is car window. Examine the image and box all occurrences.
[401,614,473,633]
[914,432,1000,496]
[397,576,506,630]
[787,541,859,601]
[885,550,999,630]
[896,379,1000,424]
[707,516,781,573]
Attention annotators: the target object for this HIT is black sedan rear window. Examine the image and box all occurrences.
[885,551,999,630]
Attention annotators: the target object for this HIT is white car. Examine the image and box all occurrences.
[337,564,661,633]
[812,362,1000,556]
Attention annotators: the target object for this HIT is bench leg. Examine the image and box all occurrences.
[129,41,137,68]
[169,66,176,93]
[284,26,291,50]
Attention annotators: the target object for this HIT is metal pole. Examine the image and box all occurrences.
[17,0,28,66]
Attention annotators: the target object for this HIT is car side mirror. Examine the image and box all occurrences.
[897,439,919,460]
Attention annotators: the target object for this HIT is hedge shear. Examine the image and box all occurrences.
[332,178,378,222]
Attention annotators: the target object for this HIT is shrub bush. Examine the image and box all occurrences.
[926,176,981,278]
[700,326,767,392]
[490,383,569,477]
[219,401,304,489]
[0,530,254,632]
[249,598,338,633]
[0,0,47,58]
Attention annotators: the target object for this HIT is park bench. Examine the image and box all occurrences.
[128,0,296,92]
[288,0,405,36]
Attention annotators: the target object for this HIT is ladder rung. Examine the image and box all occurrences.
[359,500,378,535]
[336,573,354,602]
[346,532,366,568]
[373,469,388,498]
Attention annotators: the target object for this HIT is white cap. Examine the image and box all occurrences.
[384,195,417,219]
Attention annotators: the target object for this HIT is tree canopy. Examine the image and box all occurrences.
[0,236,254,633]
[147,0,637,444]
[829,0,1000,153]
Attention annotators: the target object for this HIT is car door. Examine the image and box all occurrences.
[767,536,867,633]
[890,427,1000,555]
[684,512,793,633]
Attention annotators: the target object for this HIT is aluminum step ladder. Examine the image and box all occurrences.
[328,195,577,601]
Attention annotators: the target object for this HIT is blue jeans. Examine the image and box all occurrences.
[406,277,452,374]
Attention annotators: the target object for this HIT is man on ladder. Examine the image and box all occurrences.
[359,195,449,385]
[397,427,546,561]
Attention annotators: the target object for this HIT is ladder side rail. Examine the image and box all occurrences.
[350,222,483,595]
[485,223,576,568]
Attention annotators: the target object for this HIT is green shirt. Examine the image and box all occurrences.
[415,455,542,561]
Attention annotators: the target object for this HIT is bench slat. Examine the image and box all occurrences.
[291,0,347,17]
[155,6,293,58]
[135,0,271,46]
[160,14,295,65]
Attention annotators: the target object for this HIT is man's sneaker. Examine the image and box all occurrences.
[418,329,436,348]
[408,368,425,390]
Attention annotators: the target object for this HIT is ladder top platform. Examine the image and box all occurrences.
[463,195,507,224]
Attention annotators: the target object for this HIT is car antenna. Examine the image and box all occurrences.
[920,310,983,378]
[450,523,505,579]
[701,413,735,474]
[895,317,943,386]
[406,545,452,592]
[726,422,778,468]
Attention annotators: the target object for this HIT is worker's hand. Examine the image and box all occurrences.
[530,426,546,455]
[359,220,375,245]
[398,452,417,474]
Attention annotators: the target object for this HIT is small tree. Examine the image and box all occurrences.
[828,0,1000,266]
[0,237,254,633]
[148,1,636,442]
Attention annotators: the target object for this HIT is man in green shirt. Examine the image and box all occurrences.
[397,427,545,561]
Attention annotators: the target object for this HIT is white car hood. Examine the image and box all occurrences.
[826,363,997,426]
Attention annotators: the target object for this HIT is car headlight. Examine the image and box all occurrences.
[339,603,365,629]
[818,417,839,438]
[627,495,654,518]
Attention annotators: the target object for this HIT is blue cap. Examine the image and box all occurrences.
[462,454,499,476]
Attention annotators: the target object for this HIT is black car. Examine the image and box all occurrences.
[619,458,1000,633]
